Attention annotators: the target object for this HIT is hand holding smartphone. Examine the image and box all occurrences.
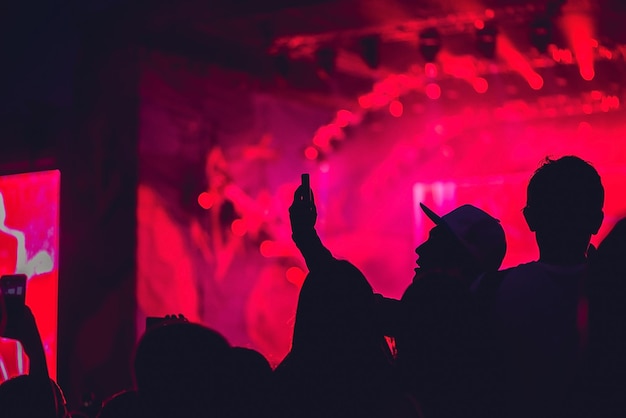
[0,274,27,338]
[301,173,312,203]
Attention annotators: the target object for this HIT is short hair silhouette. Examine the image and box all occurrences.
[133,322,231,416]
[524,156,604,234]
[291,259,378,359]
[0,375,65,418]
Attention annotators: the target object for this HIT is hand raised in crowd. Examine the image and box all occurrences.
[289,185,317,237]
[0,294,48,379]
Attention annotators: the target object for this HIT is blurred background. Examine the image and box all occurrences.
[1,0,626,408]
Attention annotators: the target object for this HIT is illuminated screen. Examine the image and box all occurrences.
[0,170,60,382]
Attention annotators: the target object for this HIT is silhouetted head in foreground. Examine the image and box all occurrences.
[523,156,604,265]
[133,322,231,417]
[0,375,68,418]
[291,259,382,365]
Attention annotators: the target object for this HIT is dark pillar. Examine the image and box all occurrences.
[58,7,139,407]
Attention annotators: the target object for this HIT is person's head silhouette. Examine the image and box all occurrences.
[523,156,604,264]
[416,203,506,282]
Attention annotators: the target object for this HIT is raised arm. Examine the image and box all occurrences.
[289,184,334,272]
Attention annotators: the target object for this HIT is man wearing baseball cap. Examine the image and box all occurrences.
[289,183,507,417]
[413,203,506,283]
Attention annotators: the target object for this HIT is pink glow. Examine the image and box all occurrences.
[198,192,214,209]
[286,266,306,287]
[336,110,353,128]
[425,63,438,78]
[580,67,595,81]
[473,77,488,93]
[358,95,373,109]
[528,74,544,90]
[426,83,441,100]
[259,240,274,258]
[389,100,403,118]
[0,170,60,383]
[231,219,247,237]
[304,146,319,160]
[561,12,596,82]
[497,34,545,90]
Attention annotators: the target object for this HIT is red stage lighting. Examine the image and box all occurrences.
[286,266,306,287]
[260,240,274,257]
[425,83,441,100]
[358,94,373,109]
[304,146,319,161]
[528,74,544,90]
[389,100,403,118]
[425,62,438,78]
[198,192,214,209]
[473,77,489,93]
[580,66,595,81]
[336,110,353,128]
[231,219,247,237]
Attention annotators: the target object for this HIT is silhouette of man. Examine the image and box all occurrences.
[289,184,507,417]
[289,184,507,330]
[482,156,604,418]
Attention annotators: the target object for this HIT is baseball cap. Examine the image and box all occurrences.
[420,203,507,273]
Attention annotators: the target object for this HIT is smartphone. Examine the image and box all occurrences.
[0,274,27,336]
[301,173,312,202]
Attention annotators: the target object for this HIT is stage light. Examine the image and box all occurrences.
[530,17,552,54]
[561,12,595,82]
[198,192,214,209]
[315,46,337,76]
[425,83,441,100]
[260,240,275,257]
[473,77,489,93]
[304,146,319,161]
[336,109,353,128]
[231,219,247,237]
[389,100,403,117]
[580,66,595,81]
[419,28,442,63]
[358,94,373,109]
[476,21,498,59]
[286,266,306,287]
[425,62,438,78]
[359,35,381,69]
[528,73,544,90]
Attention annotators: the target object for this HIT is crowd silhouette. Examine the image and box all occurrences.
[1,155,626,417]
